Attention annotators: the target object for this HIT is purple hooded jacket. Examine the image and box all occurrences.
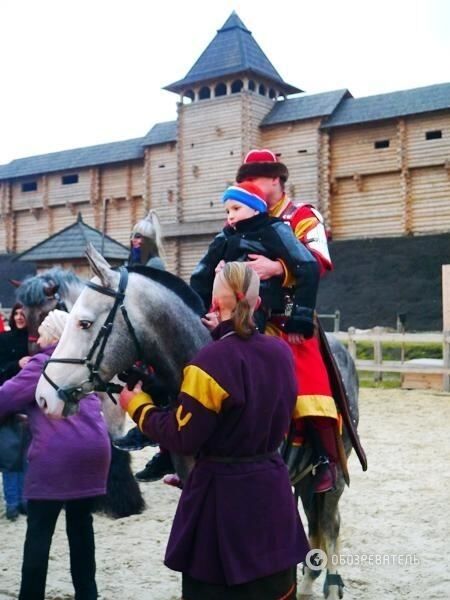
[0,346,111,500]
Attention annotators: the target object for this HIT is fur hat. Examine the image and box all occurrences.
[222,182,267,213]
[236,149,289,183]
[38,309,69,346]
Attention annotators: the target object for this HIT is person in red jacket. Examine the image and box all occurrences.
[235,149,338,493]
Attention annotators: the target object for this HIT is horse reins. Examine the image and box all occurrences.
[43,267,144,411]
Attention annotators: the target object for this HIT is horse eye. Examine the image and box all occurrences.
[79,320,93,330]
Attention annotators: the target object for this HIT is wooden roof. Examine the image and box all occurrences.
[164,12,301,95]
[0,137,145,181]
[261,89,351,127]
[143,121,177,146]
[16,213,128,262]
[322,82,450,128]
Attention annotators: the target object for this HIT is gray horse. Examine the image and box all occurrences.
[36,244,361,598]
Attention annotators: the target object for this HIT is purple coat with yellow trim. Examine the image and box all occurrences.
[129,321,309,586]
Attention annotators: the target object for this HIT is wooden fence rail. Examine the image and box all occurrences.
[330,327,450,392]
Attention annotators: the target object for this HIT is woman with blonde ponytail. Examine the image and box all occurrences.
[120,262,309,599]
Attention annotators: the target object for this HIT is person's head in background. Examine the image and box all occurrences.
[129,210,165,264]
[9,302,27,331]
[222,182,267,228]
[212,262,261,338]
[37,310,69,349]
[235,149,289,208]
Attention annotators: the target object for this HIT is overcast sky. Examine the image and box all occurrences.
[0,0,448,165]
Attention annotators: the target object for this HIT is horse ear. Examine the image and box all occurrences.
[85,243,114,287]
[8,279,22,288]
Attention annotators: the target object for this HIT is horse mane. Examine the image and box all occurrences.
[127,265,205,316]
[16,268,84,307]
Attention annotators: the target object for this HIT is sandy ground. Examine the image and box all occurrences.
[1,388,450,599]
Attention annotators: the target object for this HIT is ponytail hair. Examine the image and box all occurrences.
[220,262,259,339]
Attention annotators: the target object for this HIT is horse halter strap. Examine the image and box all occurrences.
[43,267,143,406]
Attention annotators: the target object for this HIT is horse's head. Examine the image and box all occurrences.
[36,245,141,417]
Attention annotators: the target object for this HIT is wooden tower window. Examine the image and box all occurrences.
[425,130,442,140]
[269,88,276,99]
[199,86,211,100]
[215,83,227,97]
[258,84,266,96]
[21,181,37,192]
[374,140,390,149]
[231,80,243,94]
[184,90,195,103]
[248,80,256,91]
[62,174,79,185]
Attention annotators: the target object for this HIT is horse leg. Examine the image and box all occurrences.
[320,477,345,599]
[297,478,324,599]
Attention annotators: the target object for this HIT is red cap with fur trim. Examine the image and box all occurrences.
[236,149,289,183]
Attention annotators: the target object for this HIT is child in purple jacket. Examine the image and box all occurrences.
[0,310,111,600]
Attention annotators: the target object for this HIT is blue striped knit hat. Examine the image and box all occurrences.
[222,182,267,213]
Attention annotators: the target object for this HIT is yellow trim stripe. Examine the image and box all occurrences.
[293,394,338,419]
[138,404,156,430]
[176,405,192,431]
[279,259,296,288]
[269,194,290,218]
[127,391,154,419]
[181,364,229,414]
[294,216,317,239]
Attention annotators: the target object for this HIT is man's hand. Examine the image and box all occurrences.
[245,255,283,280]
[287,333,305,345]
[119,380,143,411]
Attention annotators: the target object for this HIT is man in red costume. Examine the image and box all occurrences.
[236,149,338,493]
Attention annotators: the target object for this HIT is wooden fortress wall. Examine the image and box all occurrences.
[0,104,449,281]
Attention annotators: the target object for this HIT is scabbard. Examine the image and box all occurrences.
[317,321,368,472]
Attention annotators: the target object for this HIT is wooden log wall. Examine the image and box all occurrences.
[177,94,248,222]
[410,167,450,233]
[406,113,450,167]
[330,172,403,239]
[146,143,178,224]
[179,234,214,283]
[261,118,323,205]
[330,122,399,178]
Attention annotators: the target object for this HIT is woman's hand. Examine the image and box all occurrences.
[214,260,225,274]
[201,311,220,331]
[18,356,31,369]
[119,380,143,411]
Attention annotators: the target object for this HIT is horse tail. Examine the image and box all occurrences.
[95,444,146,518]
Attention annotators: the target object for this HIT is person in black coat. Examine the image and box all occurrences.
[0,303,29,385]
[0,302,30,521]
[191,182,319,336]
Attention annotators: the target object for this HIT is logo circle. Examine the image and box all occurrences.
[305,548,328,571]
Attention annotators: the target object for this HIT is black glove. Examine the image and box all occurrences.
[118,366,171,407]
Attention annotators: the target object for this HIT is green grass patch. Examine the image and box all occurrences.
[346,342,443,361]
[359,371,402,389]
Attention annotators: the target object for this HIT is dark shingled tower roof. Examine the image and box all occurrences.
[15,213,128,262]
[164,12,301,96]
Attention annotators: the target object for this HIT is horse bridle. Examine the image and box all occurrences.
[43,267,143,411]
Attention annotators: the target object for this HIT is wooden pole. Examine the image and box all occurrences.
[442,265,450,392]
[373,326,383,383]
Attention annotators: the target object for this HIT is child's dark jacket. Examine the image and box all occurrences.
[190,213,319,337]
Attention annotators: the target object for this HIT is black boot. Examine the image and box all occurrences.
[135,451,175,482]
[113,426,156,451]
